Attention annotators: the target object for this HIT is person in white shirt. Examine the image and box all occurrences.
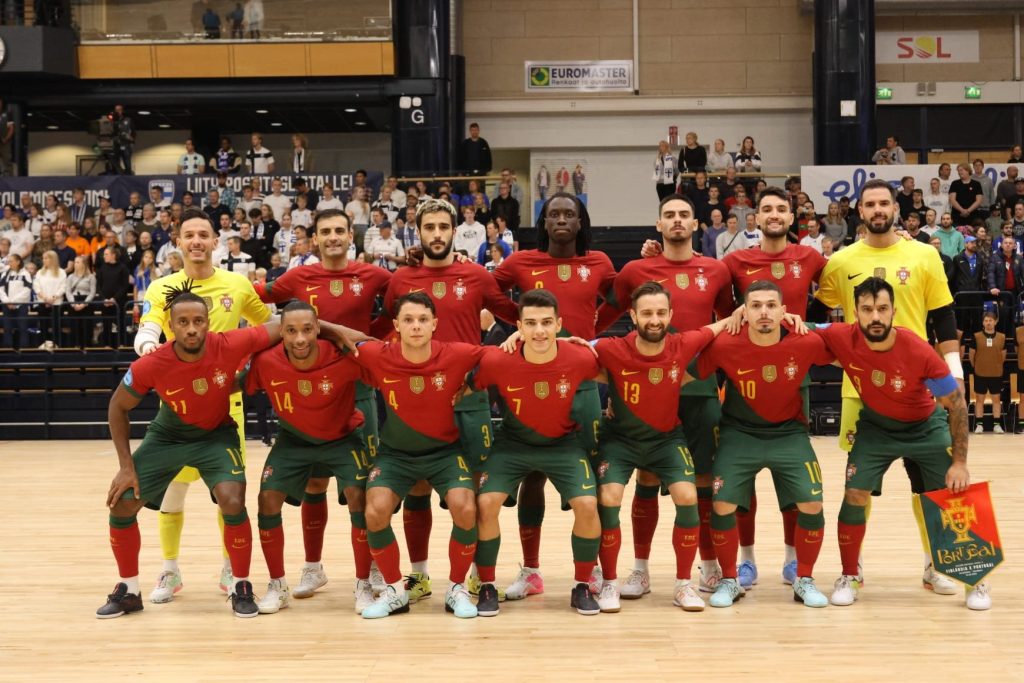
[273,212,297,262]
[798,216,826,255]
[371,186,400,224]
[921,208,940,237]
[741,212,763,249]
[361,209,388,252]
[706,138,734,172]
[218,236,256,279]
[290,194,313,230]
[245,133,275,174]
[176,138,205,175]
[716,215,749,257]
[386,175,406,209]
[0,254,33,347]
[262,178,292,223]
[345,185,371,249]
[365,223,405,272]
[454,205,486,261]
[287,236,320,269]
[924,177,950,217]
[237,185,262,216]
[2,214,35,258]
[317,184,343,212]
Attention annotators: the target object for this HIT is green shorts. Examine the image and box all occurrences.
[478,436,595,503]
[596,429,695,488]
[455,390,493,467]
[571,380,601,454]
[260,429,369,506]
[366,443,475,501]
[846,406,952,495]
[712,423,822,511]
[128,423,246,510]
[309,382,378,485]
[678,394,721,476]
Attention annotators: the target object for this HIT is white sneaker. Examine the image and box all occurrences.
[966,582,992,611]
[257,579,290,614]
[673,579,705,612]
[698,565,723,593]
[149,569,183,604]
[292,564,328,599]
[218,562,233,593]
[369,564,386,596]
[923,564,957,595]
[354,579,375,613]
[830,575,861,606]
[619,569,651,599]
[974,424,984,434]
[588,565,604,594]
[504,566,544,600]
[596,582,621,613]
[993,424,1004,434]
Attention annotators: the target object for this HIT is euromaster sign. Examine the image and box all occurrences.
[526,61,633,92]
[876,31,979,63]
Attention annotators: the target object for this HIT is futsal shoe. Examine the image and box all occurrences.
[588,565,604,594]
[230,580,259,618]
[699,564,723,593]
[257,579,290,614]
[738,560,759,588]
[149,569,183,603]
[369,564,385,595]
[219,561,233,594]
[781,560,798,585]
[792,577,828,608]
[708,578,744,608]
[505,566,544,600]
[96,583,144,619]
[444,583,478,618]
[673,580,705,612]
[571,582,601,615]
[361,585,410,619]
[966,583,992,611]
[354,579,375,613]
[404,572,432,603]
[292,564,328,599]
[476,583,501,617]
[829,575,861,606]
[993,424,1004,434]
[922,564,957,595]
[619,569,651,599]
[467,573,505,601]
[597,582,621,613]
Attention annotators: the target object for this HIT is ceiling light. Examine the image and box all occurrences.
[158,124,171,128]
[354,121,367,126]
[256,109,269,114]
[46,125,58,130]
[137,110,151,115]
[26,112,32,117]
[270,122,283,127]
[344,108,357,113]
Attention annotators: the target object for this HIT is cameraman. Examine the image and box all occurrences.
[871,135,906,165]
[111,105,136,175]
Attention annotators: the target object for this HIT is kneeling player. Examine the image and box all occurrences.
[593,281,731,612]
[472,290,603,616]
[245,302,374,614]
[694,281,835,608]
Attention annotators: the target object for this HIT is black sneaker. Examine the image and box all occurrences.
[476,583,500,617]
[230,580,259,618]
[571,582,600,616]
[96,582,143,619]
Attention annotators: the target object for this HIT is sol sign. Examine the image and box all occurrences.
[876,31,979,63]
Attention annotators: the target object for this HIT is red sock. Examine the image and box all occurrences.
[520,525,542,569]
[782,508,799,547]
[259,524,285,579]
[574,560,596,583]
[370,540,402,585]
[351,527,371,580]
[837,522,866,577]
[224,519,253,579]
[795,525,824,578]
[109,523,141,579]
[630,495,659,560]
[697,496,716,561]
[599,527,622,581]
[301,498,328,563]
[448,536,477,584]
[478,565,496,582]
[672,525,699,580]
[737,493,757,547]
[402,507,432,564]
[712,525,739,578]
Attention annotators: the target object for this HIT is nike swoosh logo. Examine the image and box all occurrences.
[745,268,764,275]
[811,488,822,495]
[655,278,668,284]
[678,541,698,548]
[166,388,184,395]
[461,549,476,556]
[621,370,640,376]
[847,273,863,280]
[480,455,488,462]
[231,469,244,475]
[270,380,287,387]
[356,474,367,480]
[582,484,595,490]
[848,363,864,371]
[306,285,320,292]
[408,288,424,293]
[684,469,695,476]
[530,270,549,276]
[383,378,401,384]
[506,386,524,392]
[458,476,473,482]
[737,369,754,375]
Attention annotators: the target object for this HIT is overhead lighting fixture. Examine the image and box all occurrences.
[344,108,357,113]
[256,109,269,114]
[137,110,151,115]
[355,121,367,126]
[158,124,171,128]
[270,122,283,127]
[46,125,58,130]
[26,112,32,117]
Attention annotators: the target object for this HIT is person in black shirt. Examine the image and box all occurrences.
[489,182,520,233]
[95,245,131,347]
[203,189,231,226]
[949,163,985,225]
[458,122,492,186]
[238,221,267,269]
[112,105,136,175]
[680,132,708,173]
[1008,144,1023,164]
[252,206,279,261]
[895,176,916,219]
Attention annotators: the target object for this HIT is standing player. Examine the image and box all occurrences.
[491,193,616,599]
[812,178,966,597]
[354,293,486,619]
[598,194,733,598]
[593,282,731,613]
[694,281,835,608]
[257,208,391,599]
[472,290,603,616]
[244,302,373,614]
[134,208,272,603]
[383,198,518,603]
[811,278,982,609]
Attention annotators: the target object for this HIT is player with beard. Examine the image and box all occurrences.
[597,194,733,599]
[490,193,616,600]
[256,209,391,600]
[810,178,972,600]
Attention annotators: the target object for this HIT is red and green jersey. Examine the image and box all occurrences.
[355,340,486,454]
[722,244,826,318]
[385,261,518,344]
[472,343,600,445]
[122,326,271,434]
[697,330,834,431]
[246,340,363,444]
[596,253,733,335]
[494,249,616,338]
[814,323,953,422]
[595,329,715,440]
[260,261,391,333]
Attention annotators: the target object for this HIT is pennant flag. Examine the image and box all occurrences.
[915,481,1004,587]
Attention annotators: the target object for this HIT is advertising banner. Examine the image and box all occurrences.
[800,163,1016,207]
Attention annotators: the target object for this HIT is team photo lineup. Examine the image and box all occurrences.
[96,180,990,621]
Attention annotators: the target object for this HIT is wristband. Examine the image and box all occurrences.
[944,351,964,380]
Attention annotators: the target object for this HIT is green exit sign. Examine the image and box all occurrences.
[876,86,893,100]
[965,86,982,100]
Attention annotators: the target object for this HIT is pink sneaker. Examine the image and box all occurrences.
[504,566,544,600]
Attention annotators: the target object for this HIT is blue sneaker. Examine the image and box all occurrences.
[709,578,744,608]
[782,560,798,585]
[361,585,410,619]
[444,584,477,618]
[737,560,758,588]
[793,577,828,608]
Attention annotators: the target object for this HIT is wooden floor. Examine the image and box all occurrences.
[0,436,1021,682]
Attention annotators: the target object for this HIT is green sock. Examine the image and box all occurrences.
[797,510,825,530]
[518,504,544,527]
[570,533,600,562]
[710,511,736,531]
[109,514,137,528]
[475,536,501,567]
[675,504,699,527]
[367,526,397,549]
[222,509,248,526]
[838,501,867,525]
[303,491,328,504]
[349,511,367,529]
[635,483,660,499]
[257,513,282,530]
[598,504,621,530]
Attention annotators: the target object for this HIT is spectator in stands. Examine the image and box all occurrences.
[138,204,158,235]
[366,222,404,272]
[821,201,846,250]
[254,204,280,255]
[244,132,274,174]
[244,0,264,38]
[345,186,371,250]
[0,205,11,232]
[927,236,955,287]
[1009,202,1024,240]
[726,184,754,227]
[203,189,231,227]
[971,159,995,213]
[821,238,835,260]
[266,252,285,282]
[970,310,1007,433]
[901,213,928,244]
[935,212,965,258]
[0,254,32,348]
[273,212,297,262]
[920,208,939,238]
[180,191,196,211]
[397,212,420,251]
[215,213,239,251]
[25,203,44,238]
[952,235,983,294]
[0,238,9,269]
[697,184,723,229]
[717,214,747,257]
[161,251,184,277]
[799,216,826,254]
[471,190,491,224]
[490,182,520,235]
[684,169,710,207]
[136,230,154,261]
[455,205,486,261]
[68,188,94,225]
[51,228,76,273]
[996,165,1019,211]
[231,206,247,229]
[292,176,318,212]
[215,172,237,211]
[923,178,949,217]
[681,132,707,173]
[289,133,311,173]
[717,166,740,200]
[95,244,130,346]
[290,194,312,231]
[132,249,158,306]
[237,221,265,269]
[123,191,143,223]
[2,211,33,259]
[65,255,95,348]
[734,136,762,175]
[123,229,142,271]
[202,5,221,39]
[871,135,906,165]
[895,176,915,219]
[795,199,817,241]
[702,208,727,258]
[494,214,515,249]
[458,122,492,184]
[177,138,205,175]
[219,236,256,279]
[995,221,1024,254]
[989,234,1024,300]
[33,249,66,345]
[706,138,733,172]
[1010,145,1024,163]
[950,163,985,225]
[986,205,1006,237]
[741,213,763,249]
[362,208,387,252]
[235,186,258,218]
[64,222,90,257]
[484,242,505,273]
[384,176,406,209]
[151,210,173,250]
[210,137,241,174]
[908,189,928,224]
[226,2,244,38]
[476,221,512,265]
[106,208,131,246]
[653,140,679,200]
[288,236,319,270]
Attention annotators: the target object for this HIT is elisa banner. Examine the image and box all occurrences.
[915,481,1004,587]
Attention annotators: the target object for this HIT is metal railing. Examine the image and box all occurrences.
[0,299,139,350]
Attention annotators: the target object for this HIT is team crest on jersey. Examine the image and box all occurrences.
[669,363,681,383]
[557,377,571,399]
[712,476,725,494]
[649,368,664,385]
[676,273,689,290]
[790,261,802,278]
[220,295,234,312]
[890,374,906,392]
[261,465,273,483]
[846,463,857,481]
[298,380,313,396]
[695,271,708,291]
[785,360,798,380]
[350,277,364,296]
[577,265,591,282]
[762,364,777,382]
[432,372,447,391]
[771,262,786,279]
[598,460,610,478]
[557,264,572,281]
[873,267,886,279]
[846,429,856,446]
[193,378,209,395]
[432,282,446,298]
[368,466,382,482]
[453,279,467,301]
[319,378,333,395]
[213,369,228,388]
[410,376,425,394]
[534,381,550,399]
[897,266,910,285]
[330,280,344,296]
[202,296,214,310]
[871,370,886,387]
